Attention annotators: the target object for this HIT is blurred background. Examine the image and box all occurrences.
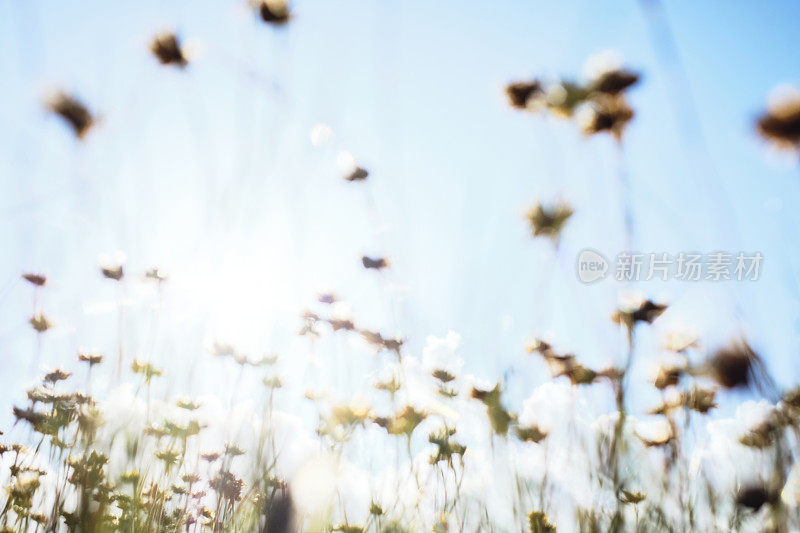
[1,0,799,428]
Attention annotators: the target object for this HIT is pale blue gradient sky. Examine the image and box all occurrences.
[1,0,799,425]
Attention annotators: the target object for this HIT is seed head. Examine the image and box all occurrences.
[45,91,95,138]
[150,32,188,67]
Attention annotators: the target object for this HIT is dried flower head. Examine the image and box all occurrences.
[22,273,47,287]
[612,298,667,329]
[256,0,290,25]
[528,510,556,533]
[44,368,71,384]
[318,293,337,304]
[470,384,515,435]
[362,256,389,270]
[706,340,769,390]
[756,86,800,151]
[100,262,124,281]
[45,91,95,138]
[29,312,52,333]
[78,350,103,366]
[735,483,778,511]
[144,267,168,282]
[620,490,646,504]
[505,80,544,110]
[589,69,640,96]
[150,32,188,67]
[373,405,426,437]
[515,424,548,443]
[577,95,635,140]
[526,201,573,241]
[344,166,369,182]
[653,364,684,390]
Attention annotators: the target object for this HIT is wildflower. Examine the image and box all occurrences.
[735,483,778,511]
[470,384,515,435]
[515,424,548,443]
[210,470,245,502]
[362,256,389,270]
[344,166,369,182]
[612,298,667,329]
[256,0,290,25]
[620,490,646,504]
[224,443,246,457]
[755,85,800,151]
[577,96,634,139]
[528,510,556,533]
[201,452,221,462]
[44,368,71,384]
[681,387,717,414]
[100,262,124,281]
[738,409,789,448]
[150,32,188,67]
[423,331,463,381]
[360,329,404,354]
[369,501,384,516]
[22,273,46,287]
[78,350,103,366]
[526,201,573,240]
[505,80,544,110]
[176,397,201,410]
[373,405,426,437]
[45,91,95,138]
[653,364,683,390]
[144,267,168,282]
[131,360,162,382]
[429,427,466,463]
[120,470,140,484]
[318,292,337,304]
[588,68,640,95]
[29,312,52,333]
[328,318,355,331]
[374,374,402,395]
[263,375,283,389]
[156,448,182,467]
[704,340,768,390]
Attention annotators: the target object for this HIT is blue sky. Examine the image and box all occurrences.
[1,0,799,423]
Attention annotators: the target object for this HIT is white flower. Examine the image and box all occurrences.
[422,331,463,376]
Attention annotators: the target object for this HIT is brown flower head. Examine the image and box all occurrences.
[589,69,640,95]
[735,483,778,511]
[755,86,800,151]
[706,340,770,391]
[22,273,46,287]
[526,201,573,241]
[344,167,369,182]
[612,298,667,329]
[362,256,389,270]
[505,80,544,110]
[45,91,95,138]
[256,0,290,25]
[150,32,188,67]
[578,95,635,140]
[29,312,52,333]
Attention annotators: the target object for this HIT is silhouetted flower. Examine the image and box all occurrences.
[528,511,556,533]
[29,312,52,333]
[705,340,770,391]
[46,92,95,138]
[526,201,573,240]
[735,484,778,511]
[362,256,389,270]
[150,32,188,67]
[756,86,800,151]
[505,80,544,110]
[22,273,46,287]
[515,425,548,443]
[589,69,640,95]
[256,0,290,25]
[344,167,369,182]
[612,298,667,329]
